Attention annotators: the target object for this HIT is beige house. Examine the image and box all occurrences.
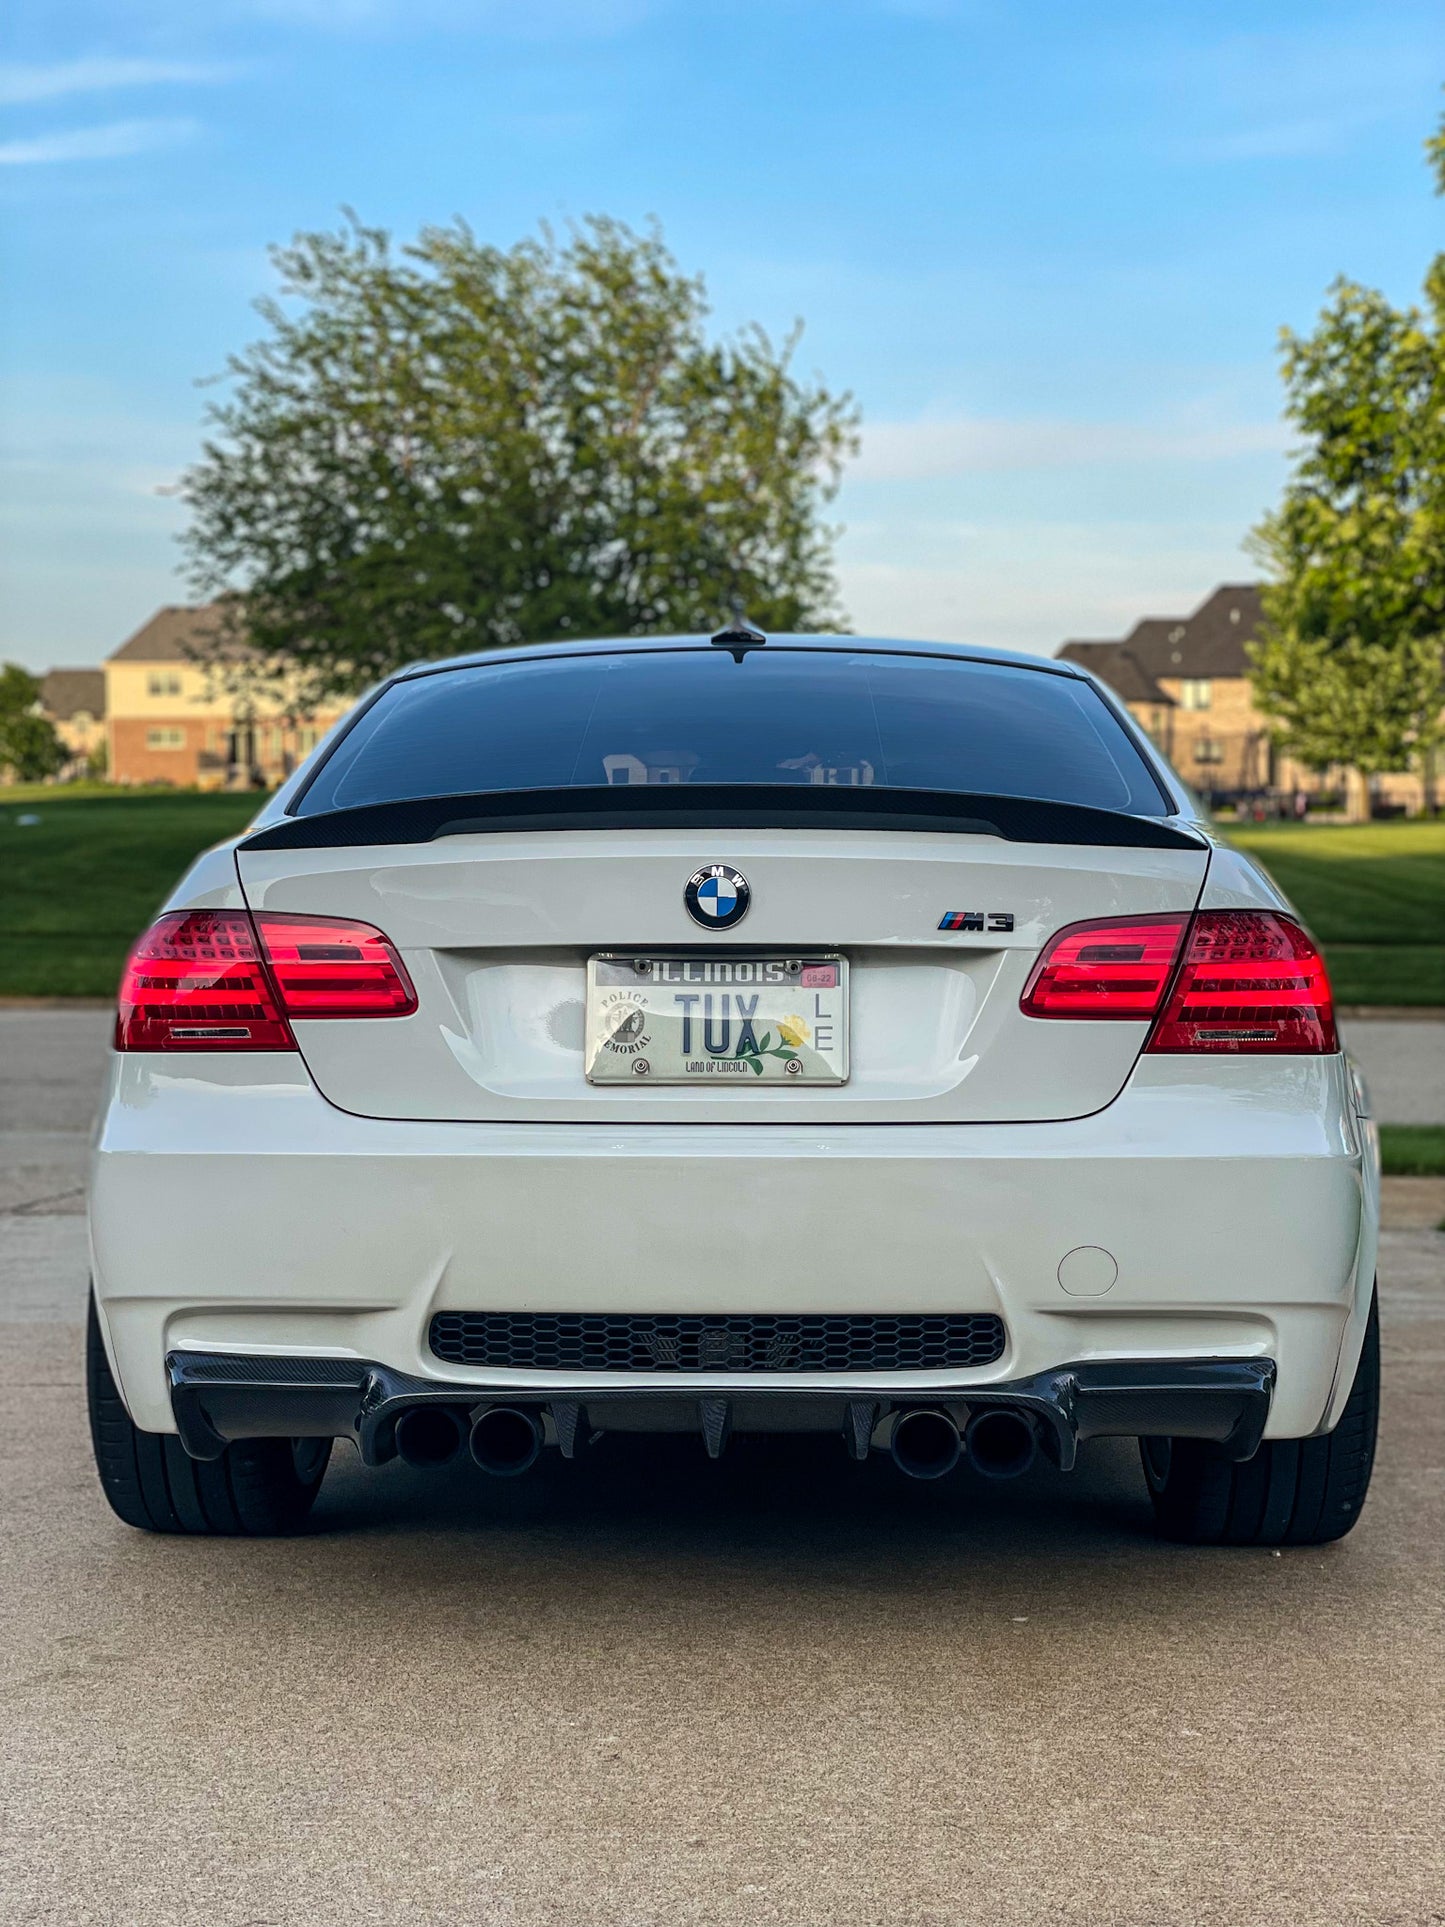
[38,669,106,775]
[105,604,345,789]
[1059,585,1430,818]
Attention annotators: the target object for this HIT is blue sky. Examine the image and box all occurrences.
[0,0,1439,672]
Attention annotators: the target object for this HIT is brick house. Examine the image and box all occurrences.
[105,604,344,789]
[1058,585,1428,817]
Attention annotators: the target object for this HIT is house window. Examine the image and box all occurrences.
[145,727,186,750]
[147,672,183,697]
[1180,679,1212,710]
[1193,738,1224,766]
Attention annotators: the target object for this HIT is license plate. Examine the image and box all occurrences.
[585,955,849,1085]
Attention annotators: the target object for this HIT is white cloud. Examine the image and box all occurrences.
[1181,118,1342,163]
[0,118,199,166]
[851,413,1290,483]
[835,521,1256,657]
[0,58,237,105]
[0,377,198,668]
[1151,26,1427,168]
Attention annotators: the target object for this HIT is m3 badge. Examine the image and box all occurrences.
[938,911,1015,932]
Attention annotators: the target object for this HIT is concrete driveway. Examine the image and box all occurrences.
[1,1012,1442,1926]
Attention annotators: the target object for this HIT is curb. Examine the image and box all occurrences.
[0,997,115,1010]
[1337,1006,1445,1022]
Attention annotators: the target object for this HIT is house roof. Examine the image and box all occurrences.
[1055,584,1264,687]
[40,668,106,720]
[1056,641,1173,706]
[1119,618,1189,669]
[107,601,249,664]
[1166,583,1263,676]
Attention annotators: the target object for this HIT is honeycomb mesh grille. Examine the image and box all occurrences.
[427,1312,1006,1375]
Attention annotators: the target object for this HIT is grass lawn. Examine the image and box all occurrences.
[1229,819,1444,1007]
[0,791,264,997]
[1,788,1441,1003]
[1378,1125,1445,1178]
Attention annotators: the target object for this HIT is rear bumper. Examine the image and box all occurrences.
[89,1052,1377,1444]
[167,1348,1277,1469]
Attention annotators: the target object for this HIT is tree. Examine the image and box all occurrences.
[0,664,66,783]
[1247,118,1445,794]
[179,215,859,701]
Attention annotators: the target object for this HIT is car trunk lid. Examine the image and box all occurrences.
[234,824,1209,1123]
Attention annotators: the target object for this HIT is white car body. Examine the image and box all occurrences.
[86,635,1379,1523]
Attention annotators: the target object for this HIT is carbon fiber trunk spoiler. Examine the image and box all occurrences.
[242,784,1208,852]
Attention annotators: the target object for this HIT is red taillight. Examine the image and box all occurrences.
[1019,915,1190,1020]
[116,909,416,1050]
[1145,910,1336,1054]
[116,910,294,1052]
[254,914,417,1017]
[1020,907,1337,1053]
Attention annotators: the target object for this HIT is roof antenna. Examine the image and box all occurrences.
[710,597,767,663]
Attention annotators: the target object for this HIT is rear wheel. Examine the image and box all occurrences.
[86,1296,330,1535]
[1142,1290,1378,1547]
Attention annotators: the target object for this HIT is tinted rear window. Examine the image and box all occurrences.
[298,649,1168,818]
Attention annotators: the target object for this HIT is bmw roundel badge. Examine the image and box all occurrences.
[684,864,751,930]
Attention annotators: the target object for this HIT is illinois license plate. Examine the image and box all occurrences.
[585,955,849,1085]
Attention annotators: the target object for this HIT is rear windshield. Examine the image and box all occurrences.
[297,648,1169,818]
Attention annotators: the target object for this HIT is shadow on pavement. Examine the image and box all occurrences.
[321,1425,1152,1534]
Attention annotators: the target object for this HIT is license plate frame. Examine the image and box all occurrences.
[585,954,850,1086]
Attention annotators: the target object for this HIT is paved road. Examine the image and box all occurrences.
[2,1013,1442,1926]
[1342,1017,1445,1125]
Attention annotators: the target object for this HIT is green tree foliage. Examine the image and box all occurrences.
[180,215,859,699]
[1248,118,1445,784]
[0,664,66,783]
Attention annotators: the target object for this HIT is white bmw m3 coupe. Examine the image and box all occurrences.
[87,628,1380,1544]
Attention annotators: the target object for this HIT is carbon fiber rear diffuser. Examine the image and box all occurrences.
[166,1352,1275,1471]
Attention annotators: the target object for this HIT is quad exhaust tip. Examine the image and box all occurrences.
[469,1406,544,1477]
[888,1406,1040,1481]
[890,1408,962,1481]
[964,1407,1038,1480]
[394,1404,466,1469]
[394,1397,1038,1482]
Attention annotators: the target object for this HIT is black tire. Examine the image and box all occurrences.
[86,1296,330,1535]
[1142,1290,1379,1547]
